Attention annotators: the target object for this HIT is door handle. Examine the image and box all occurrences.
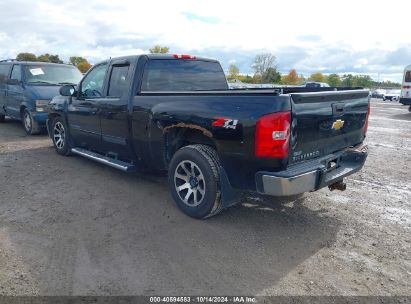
[332,103,345,115]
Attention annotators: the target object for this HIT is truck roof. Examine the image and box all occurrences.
[105,54,219,63]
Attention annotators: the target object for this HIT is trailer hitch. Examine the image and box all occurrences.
[328,180,347,191]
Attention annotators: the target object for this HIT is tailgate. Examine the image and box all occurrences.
[289,89,369,164]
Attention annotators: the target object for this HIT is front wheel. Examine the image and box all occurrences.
[409,105,411,112]
[168,144,223,219]
[0,114,5,123]
[51,116,71,156]
[22,109,40,135]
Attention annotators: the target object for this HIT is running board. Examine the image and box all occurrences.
[71,148,136,172]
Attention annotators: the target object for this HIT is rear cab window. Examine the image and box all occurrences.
[141,59,228,91]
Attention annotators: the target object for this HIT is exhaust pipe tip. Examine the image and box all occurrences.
[328,180,347,191]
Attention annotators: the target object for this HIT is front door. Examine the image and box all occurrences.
[67,63,108,150]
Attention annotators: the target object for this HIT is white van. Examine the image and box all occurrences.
[400,64,411,111]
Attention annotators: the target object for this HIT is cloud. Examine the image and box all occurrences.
[383,47,411,67]
[0,0,409,82]
[182,12,220,24]
[297,35,322,42]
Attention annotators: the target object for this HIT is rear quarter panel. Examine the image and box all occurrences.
[131,93,291,189]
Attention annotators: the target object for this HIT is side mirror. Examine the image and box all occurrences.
[7,79,20,85]
[59,85,76,97]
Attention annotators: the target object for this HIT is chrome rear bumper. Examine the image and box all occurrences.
[256,144,368,196]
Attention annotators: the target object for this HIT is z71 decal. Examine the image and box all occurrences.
[212,118,239,130]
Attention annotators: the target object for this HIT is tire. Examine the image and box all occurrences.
[168,144,223,219]
[21,109,40,135]
[409,105,411,112]
[0,114,5,123]
[51,116,71,156]
[382,97,386,101]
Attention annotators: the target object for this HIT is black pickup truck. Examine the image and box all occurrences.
[47,54,370,219]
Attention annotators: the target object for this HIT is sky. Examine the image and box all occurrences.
[0,0,410,82]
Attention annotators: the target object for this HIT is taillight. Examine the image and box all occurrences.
[364,102,371,135]
[173,54,196,60]
[255,112,291,158]
[403,85,411,89]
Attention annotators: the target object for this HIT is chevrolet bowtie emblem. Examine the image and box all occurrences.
[332,119,345,130]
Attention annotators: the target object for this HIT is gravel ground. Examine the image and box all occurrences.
[0,99,410,296]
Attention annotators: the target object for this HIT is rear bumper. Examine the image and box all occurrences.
[400,97,411,105]
[255,144,368,196]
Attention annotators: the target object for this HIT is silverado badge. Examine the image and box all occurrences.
[332,119,345,130]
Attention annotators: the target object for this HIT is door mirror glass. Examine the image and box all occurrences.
[59,84,76,96]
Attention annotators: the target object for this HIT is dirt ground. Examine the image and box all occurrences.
[0,100,410,296]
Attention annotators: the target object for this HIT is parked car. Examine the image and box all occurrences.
[46,54,370,219]
[382,89,401,101]
[0,60,82,134]
[371,89,386,98]
[305,81,330,88]
[400,64,411,112]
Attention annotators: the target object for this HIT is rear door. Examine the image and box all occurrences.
[289,90,369,164]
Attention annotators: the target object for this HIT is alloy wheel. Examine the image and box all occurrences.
[174,160,206,207]
[53,121,65,149]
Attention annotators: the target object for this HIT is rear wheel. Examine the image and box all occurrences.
[51,116,71,156]
[22,109,40,135]
[168,144,223,219]
[409,105,411,112]
[0,114,5,123]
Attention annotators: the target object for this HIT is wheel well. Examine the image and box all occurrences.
[47,113,62,136]
[48,113,61,121]
[164,128,217,164]
[20,106,26,116]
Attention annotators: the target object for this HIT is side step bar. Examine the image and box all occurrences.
[71,148,136,172]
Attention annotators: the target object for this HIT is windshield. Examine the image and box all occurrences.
[24,65,83,85]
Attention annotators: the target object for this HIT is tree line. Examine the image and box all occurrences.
[13,47,401,88]
[228,53,401,88]
[15,52,92,73]
[13,46,169,74]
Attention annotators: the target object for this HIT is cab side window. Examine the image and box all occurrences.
[79,63,107,98]
[108,65,130,97]
[10,65,21,81]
